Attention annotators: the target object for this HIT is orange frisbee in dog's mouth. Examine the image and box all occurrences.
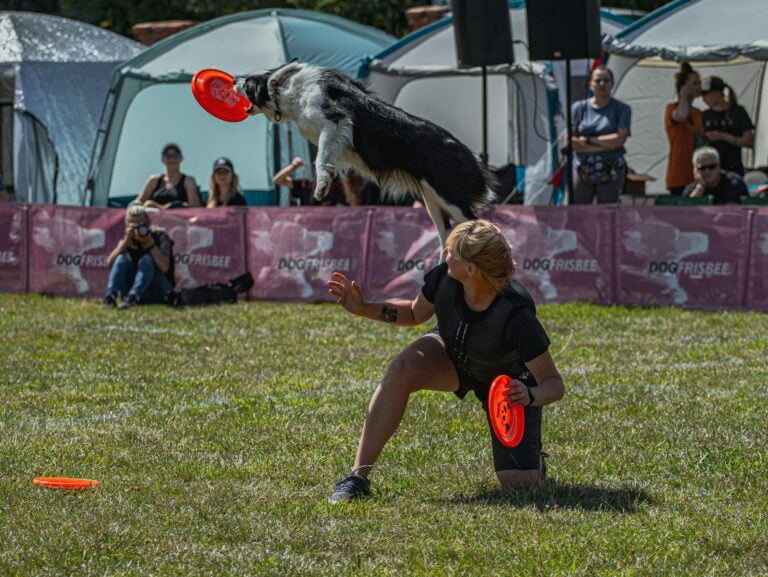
[191,69,250,123]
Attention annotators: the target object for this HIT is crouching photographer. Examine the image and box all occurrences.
[103,204,174,309]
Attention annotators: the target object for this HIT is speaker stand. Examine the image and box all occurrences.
[564,59,574,205]
[480,65,489,166]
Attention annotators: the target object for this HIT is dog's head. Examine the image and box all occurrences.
[235,60,302,121]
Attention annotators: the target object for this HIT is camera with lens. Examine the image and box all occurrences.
[136,224,150,238]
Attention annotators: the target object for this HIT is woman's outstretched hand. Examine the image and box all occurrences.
[327,272,365,315]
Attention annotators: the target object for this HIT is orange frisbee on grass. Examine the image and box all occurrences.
[33,477,100,490]
[191,68,251,123]
[488,375,525,448]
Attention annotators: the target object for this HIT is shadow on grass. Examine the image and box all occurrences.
[438,480,653,513]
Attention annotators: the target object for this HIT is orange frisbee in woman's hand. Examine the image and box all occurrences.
[488,375,525,448]
[191,68,250,123]
[33,477,100,490]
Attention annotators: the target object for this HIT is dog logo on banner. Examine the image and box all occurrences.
[622,212,708,305]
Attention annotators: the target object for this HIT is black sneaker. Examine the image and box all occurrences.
[118,293,139,310]
[328,474,371,504]
[101,294,117,308]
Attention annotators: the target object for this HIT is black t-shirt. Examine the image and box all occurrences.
[682,170,747,205]
[702,105,754,175]
[125,229,175,284]
[421,263,550,372]
[213,192,247,207]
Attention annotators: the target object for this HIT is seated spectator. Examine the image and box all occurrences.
[206,157,247,207]
[103,204,175,309]
[134,143,201,209]
[273,157,345,205]
[701,75,755,176]
[683,146,746,205]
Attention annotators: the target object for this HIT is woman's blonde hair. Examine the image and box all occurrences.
[206,172,242,208]
[446,219,516,293]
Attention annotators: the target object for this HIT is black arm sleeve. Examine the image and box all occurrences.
[421,262,448,303]
[503,307,551,364]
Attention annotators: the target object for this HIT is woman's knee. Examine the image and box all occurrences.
[382,352,422,395]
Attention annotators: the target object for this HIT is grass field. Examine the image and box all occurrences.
[0,294,766,576]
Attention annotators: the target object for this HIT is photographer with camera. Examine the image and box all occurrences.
[103,204,174,309]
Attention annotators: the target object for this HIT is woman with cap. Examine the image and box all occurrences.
[701,76,755,176]
[134,143,201,209]
[206,157,247,207]
[665,63,704,196]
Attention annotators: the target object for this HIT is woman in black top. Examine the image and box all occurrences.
[206,157,247,207]
[135,143,201,209]
[701,76,755,175]
[326,220,566,503]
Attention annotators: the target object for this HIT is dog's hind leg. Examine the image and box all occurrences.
[313,121,352,202]
[420,185,451,256]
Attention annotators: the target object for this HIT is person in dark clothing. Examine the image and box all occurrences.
[103,204,175,309]
[701,76,754,176]
[326,220,565,503]
[134,143,201,209]
[683,146,747,205]
[206,157,247,207]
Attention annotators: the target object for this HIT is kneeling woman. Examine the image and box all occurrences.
[326,220,565,503]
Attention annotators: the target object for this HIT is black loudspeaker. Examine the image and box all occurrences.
[452,0,514,67]
[526,0,602,61]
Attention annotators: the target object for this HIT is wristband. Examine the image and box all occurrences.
[526,386,535,407]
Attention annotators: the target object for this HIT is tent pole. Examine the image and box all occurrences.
[481,65,488,166]
[565,58,574,205]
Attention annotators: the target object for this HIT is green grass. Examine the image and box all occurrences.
[0,294,766,576]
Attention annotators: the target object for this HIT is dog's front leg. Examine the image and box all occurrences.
[313,123,346,202]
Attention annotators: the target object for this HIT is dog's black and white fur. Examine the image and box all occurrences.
[235,61,495,247]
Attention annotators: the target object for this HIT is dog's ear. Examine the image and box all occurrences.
[290,57,299,64]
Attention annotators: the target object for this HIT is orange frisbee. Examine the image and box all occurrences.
[191,68,250,123]
[488,375,525,448]
[33,477,100,490]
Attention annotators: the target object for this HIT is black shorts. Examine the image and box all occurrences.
[425,328,543,471]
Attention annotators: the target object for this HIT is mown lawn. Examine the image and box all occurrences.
[0,294,766,576]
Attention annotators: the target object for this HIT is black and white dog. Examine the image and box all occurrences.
[235,61,495,247]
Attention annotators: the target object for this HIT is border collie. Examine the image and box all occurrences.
[235,61,495,248]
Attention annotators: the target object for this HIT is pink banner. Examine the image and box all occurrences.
[616,207,749,309]
[364,207,441,300]
[246,207,370,301]
[493,206,616,304]
[0,204,28,293]
[28,206,123,297]
[151,208,247,290]
[745,208,768,310]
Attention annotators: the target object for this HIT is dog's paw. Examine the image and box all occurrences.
[314,181,332,201]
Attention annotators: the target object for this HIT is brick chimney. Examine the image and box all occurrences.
[132,20,198,45]
[405,5,450,32]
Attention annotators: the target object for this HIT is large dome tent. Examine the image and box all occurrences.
[0,11,143,205]
[360,1,629,204]
[88,9,394,207]
[604,0,768,193]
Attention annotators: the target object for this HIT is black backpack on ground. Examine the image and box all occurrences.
[171,272,254,307]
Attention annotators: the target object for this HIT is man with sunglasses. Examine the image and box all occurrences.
[683,146,746,205]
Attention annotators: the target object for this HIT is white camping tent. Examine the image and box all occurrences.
[0,12,143,204]
[604,0,768,193]
[89,9,393,207]
[361,1,628,204]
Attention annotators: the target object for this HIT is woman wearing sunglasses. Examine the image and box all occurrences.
[683,146,747,205]
[135,143,202,209]
[569,66,632,204]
